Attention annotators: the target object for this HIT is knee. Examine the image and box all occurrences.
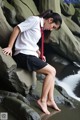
[49,66,56,76]
[52,67,56,76]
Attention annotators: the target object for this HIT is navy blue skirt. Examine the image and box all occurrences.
[13,53,47,71]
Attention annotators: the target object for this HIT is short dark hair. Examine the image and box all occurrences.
[39,9,62,29]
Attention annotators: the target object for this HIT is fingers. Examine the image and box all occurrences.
[3,50,10,56]
[42,56,46,62]
[10,52,12,56]
[2,48,12,56]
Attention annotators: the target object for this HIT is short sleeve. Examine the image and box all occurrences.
[17,16,38,32]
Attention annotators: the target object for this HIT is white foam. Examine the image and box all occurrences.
[55,72,80,101]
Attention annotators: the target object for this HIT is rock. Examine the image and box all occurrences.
[2,96,41,120]
[60,1,75,16]
[14,68,34,95]
[0,47,36,95]
[50,21,80,64]
[0,90,30,105]
[72,8,80,26]
[1,0,18,27]
[63,16,80,37]
[10,0,39,23]
[41,0,61,14]
[0,47,16,70]
[0,7,12,48]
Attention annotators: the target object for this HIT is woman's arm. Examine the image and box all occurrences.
[3,26,20,56]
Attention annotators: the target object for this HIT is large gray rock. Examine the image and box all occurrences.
[1,0,39,26]
[1,0,18,26]
[41,0,61,14]
[63,16,80,38]
[50,25,80,64]
[72,8,80,26]
[0,47,35,95]
[9,0,39,23]
[60,0,75,16]
[2,96,41,120]
[0,6,12,48]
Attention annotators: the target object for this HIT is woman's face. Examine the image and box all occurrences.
[44,18,60,31]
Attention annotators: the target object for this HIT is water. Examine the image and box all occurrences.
[29,96,80,120]
[49,105,80,120]
[29,81,80,120]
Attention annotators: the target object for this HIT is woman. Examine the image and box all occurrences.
[3,9,62,114]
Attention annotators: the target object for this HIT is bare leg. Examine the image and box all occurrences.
[47,77,61,111]
[36,64,60,114]
[46,67,61,111]
[37,73,52,114]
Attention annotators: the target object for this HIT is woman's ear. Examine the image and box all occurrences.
[48,18,53,23]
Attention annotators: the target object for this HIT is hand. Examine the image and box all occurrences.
[3,47,12,56]
[42,56,46,62]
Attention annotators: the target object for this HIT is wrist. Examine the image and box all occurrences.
[8,45,12,49]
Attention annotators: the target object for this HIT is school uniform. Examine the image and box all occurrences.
[13,16,47,71]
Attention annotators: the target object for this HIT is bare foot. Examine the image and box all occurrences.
[47,100,61,111]
[37,99,50,115]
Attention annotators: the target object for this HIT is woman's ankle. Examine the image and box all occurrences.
[47,98,54,102]
[40,97,47,103]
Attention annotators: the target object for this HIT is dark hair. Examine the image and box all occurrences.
[39,9,62,29]
[39,9,62,42]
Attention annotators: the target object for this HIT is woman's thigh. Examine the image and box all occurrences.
[35,64,56,75]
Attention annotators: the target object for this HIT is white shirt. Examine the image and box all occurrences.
[14,16,44,57]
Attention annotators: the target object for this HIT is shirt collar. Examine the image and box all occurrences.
[40,18,44,28]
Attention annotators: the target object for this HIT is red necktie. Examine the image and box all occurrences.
[40,27,44,60]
